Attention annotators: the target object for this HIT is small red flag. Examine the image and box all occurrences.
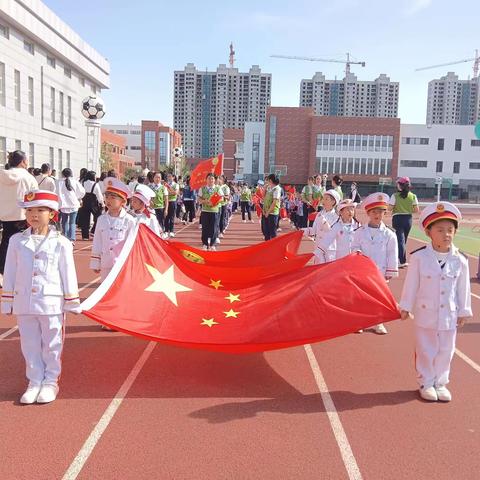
[209,191,222,207]
[190,154,223,190]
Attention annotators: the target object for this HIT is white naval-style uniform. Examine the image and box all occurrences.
[351,222,399,278]
[303,209,339,264]
[399,244,472,388]
[1,227,80,387]
[90,209,136,280]
[319,219,360,260]
[130,209,161,236]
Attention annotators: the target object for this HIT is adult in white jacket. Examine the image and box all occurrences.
[0,150,38,280]
[57,168,85,243]
[400,202,472,402]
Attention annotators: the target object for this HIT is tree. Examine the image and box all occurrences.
[100,142,115,173]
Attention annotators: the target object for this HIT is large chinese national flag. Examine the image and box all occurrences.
[81,225,400,353]
[189,154,223,190]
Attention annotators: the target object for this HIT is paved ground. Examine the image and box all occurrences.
[1,212,479,480]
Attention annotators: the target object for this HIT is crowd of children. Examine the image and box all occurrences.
[0,165,473,405]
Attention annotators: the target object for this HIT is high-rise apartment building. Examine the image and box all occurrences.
[300,72,399,118]
[426,72,480,125]
[173,63,271,159]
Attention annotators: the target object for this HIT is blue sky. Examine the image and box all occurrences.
[45,0,478,126]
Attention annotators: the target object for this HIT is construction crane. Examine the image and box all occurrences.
[415,49,479,78]
[270,53,366,75]
[229,42,235,68]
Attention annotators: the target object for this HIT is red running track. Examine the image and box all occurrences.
[0,213,479,480]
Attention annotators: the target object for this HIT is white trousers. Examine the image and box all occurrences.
[415,326,456,389]
[17,314,64,387]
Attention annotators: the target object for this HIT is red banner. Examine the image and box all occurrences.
[81,225,400,353]
[190,154,223,190]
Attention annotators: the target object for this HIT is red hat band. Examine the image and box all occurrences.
[24,192,58,203]
[106,186,128,200]
[422,211,458,229]
[365,201,388,212]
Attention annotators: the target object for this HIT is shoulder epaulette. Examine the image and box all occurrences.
[410,246,426,255]
[386,225,395,232]
[458,250,468,259]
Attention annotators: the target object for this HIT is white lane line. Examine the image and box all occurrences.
[0,276,101,341]
[456,348,480,374]
[73,244,92,253]
[471,292,480,300]
[304,344,363,480]
[0,326,18,340]
[62,341,156,480]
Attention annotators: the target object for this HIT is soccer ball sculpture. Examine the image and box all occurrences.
[81,95,106,120]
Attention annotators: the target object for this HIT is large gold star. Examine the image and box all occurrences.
[144,264,192,306]
[201,318,219,328]
[209,279,223,290]
[224,309,240,318]
[225,293,240,303]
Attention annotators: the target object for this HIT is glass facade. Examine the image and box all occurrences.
[159,132,168,165]
[252,133,260,174]
[201,75,212,158]
[144,130,155,169]
[316,156,392,175]
[316,133,394,153]
[268,116,277,169]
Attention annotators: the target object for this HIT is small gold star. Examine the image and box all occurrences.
[201,318,219,328]
[209,279,223,290]
[225,293,240,303]
[224,309,240,318]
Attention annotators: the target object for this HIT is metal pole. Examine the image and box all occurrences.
[436,182,441,202]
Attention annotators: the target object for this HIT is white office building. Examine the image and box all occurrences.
[300,72,399,118]
[174,63,271,159]
[426,72,480,125]
[103,124,142,166]
[0,0,110,174]
[399,124,480,199]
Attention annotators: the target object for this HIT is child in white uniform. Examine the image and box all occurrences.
[129,183,161,236]
[1,191,80,404]
[352,192,398,334]
[320,199,360,260]
[400,202,472,402]
[90,178,136,281]
[303,189,340,264]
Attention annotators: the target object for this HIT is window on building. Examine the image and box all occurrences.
[0,137,6,164]
[49,147,54,169]
[29,143,34,167]
[64,67,71,78]
[436,161,443,173]
[471,140,480,147]
[437,138,444,150]
[0,22,8,39]
[453,162,460,174]
[50,87,55,122]
[66,150,71,168]
[469,163,480,169]
[14,70,20,112]
[268,116,277,168]
[0,62,5,107]
[58,149,63,171]
[47,56,56,68]
[455,139,462,151]
[67,96,72,128]
[24,40,34,55]
[27,77,34,116]
[59,92,64,126]
[15,139,21,150]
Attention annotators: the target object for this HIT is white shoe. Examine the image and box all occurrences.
[0,272,3,288]
[219,233,224,238]
[198,225,202,229]
[374,323,388,334]
[251,219,254,223]
[355,329,364,334]
[37,384,59,404]
[169,232,175,238]
[420,386,438,402]
[20,385,41,404]
[161,233,168,240]
[435,385,452,402]
[202,245,208,251]
[243,220,246,223]
[210,246,217,251]
[215,238,220,244]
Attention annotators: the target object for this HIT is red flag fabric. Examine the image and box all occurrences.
[308,211,318,222]
[168,231,304,266]
[209,191,222,207]
[81,225,400,353]
[190,154,224,190]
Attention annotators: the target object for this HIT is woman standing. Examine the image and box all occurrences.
[240,183,253,222]
[57,168,85,244]
[197,173,223,250]
[78,171,104,240]
[262,174,282,241]
[182,177,196,224]
[0,150,38,285]
[388,177,419,268]
[301,177,314,228]
[332,175,344,200]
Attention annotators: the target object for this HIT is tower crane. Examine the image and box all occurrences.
[270,52,366,75]
[415,49,479,78]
